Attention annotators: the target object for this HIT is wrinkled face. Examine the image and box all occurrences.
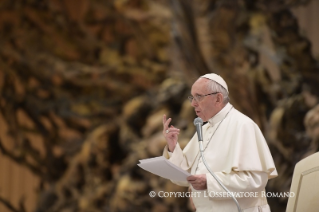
[190,78,220,122]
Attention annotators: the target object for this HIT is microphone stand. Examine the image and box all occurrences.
[198,140,242,212]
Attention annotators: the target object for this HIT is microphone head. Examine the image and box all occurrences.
[194,117,203,126]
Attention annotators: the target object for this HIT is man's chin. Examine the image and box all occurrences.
[196,114,206,122]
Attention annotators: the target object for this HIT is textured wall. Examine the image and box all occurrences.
[0,1,319,212]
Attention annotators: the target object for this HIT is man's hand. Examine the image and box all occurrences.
[162,114,180,152]
[187,174,207,190]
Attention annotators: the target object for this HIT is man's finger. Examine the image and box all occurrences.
[164,118,172,129]
[163,114,167,126]
[187,175,196,181]
[167,127,179,132]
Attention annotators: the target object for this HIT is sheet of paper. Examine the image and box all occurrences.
[138,156,190,181]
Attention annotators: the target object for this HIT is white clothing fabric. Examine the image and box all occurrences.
[163,103,277,212]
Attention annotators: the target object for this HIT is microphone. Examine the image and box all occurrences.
[194,117,204,151]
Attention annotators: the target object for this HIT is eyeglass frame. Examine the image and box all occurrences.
[188,92,219,103]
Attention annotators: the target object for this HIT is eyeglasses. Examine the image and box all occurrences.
[188,92,219,103]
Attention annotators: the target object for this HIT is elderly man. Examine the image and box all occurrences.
[162,73,277,212]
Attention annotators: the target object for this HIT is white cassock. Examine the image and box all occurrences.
[163,103,278,212]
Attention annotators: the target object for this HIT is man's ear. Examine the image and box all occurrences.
[216,93,223,103]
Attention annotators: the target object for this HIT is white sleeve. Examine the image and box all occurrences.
[163,143,186,166]
[162,144,175,159]
[162,143,190,187]
[205,171,268,200]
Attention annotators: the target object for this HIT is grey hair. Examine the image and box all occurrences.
[206,80,230,104]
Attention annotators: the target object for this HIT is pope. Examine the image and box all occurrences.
[162,73,278,212]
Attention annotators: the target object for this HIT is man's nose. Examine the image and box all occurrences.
[191,99,198,107]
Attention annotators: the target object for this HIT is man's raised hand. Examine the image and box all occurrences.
[162,114,180,152]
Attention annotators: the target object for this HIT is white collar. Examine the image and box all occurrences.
[208,103,232,127]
